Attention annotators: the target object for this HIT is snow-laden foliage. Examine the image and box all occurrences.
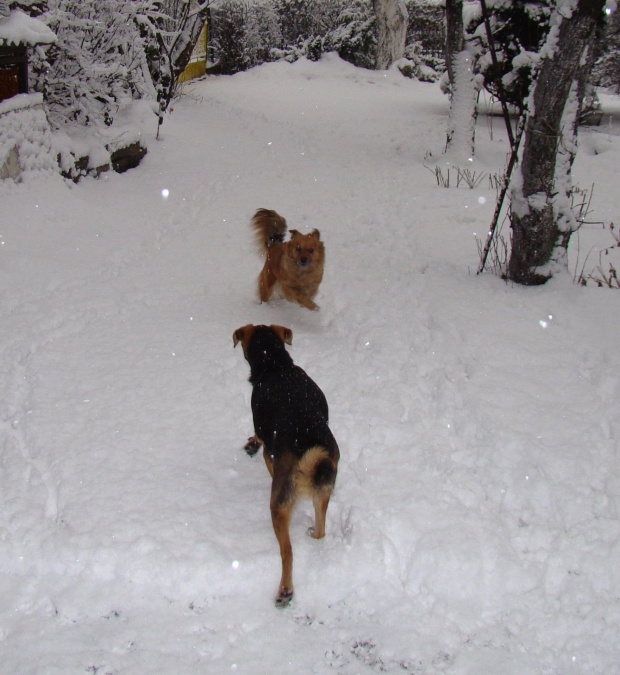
[30,0,152,129]
[328,0,377,68]
[469,0,552,113]
[0,93,57,178]
[3,0,47,16]
[139,0,210,135]
[592,5,620,90]
[211,0,443,75]
[210,0,282,74]
[210,0,377,72]
[26,0,207,133]
[469,0,615,113]
[274,0,345,46]
[274,0,377,68]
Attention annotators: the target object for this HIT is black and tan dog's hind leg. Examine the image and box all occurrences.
[268,452,298,608]
[298,446,338,541]
[308,483,332,540]
[267,447,338,608]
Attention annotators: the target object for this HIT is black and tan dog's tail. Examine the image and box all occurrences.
[296,446,339,541]
[312,454,338,490]
[297,446,338,495]
[251,208,287,252]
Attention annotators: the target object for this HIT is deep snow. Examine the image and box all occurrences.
[1,55,619,674]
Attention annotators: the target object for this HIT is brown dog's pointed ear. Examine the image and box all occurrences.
[289,229,300,240]
[270,325,293,345]
[233,325,254,348]
[311,228,321,240]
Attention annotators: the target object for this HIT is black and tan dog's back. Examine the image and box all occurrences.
[233,324,339,608]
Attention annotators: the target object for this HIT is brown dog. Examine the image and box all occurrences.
[233,324,339,608]
[251,208,325,310]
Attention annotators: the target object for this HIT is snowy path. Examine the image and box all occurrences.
[1,56,619,674]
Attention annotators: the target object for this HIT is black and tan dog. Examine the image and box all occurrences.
[233,324,339,608]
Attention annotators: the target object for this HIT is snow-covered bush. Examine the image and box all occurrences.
[139,1,210,136]
[327,0,376,69]
[210,0,281,74]
[26,0,207,137]
[212,0,445,77]
[30,0,152,130]
[468,0,551,112]
[2,0,47,16]
[273,0,344,45]
[405,0,443,58]
[0,93,57,180]
[271,0,376,69]
[592,7,620,91]
[397,43,440,82]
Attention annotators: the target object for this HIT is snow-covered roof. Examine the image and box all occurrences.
[0,9,56,47]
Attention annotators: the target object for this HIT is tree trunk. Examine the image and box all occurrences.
[507,0,606,285]
[444,44,478,160]
[444,0,478,160]
[445,0,464,88]
[372,0,408,70]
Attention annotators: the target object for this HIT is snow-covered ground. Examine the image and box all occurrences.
[1,55,619,674]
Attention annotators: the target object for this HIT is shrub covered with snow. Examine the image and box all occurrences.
[466,0,552,113]
[29,0,152,130]
[211,0,444,76]
[271,0,376,68]
[592,6,620,92]
[210,0,282,75]
[0,93,57,180]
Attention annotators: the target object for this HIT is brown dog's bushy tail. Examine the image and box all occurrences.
[251,208,287,252]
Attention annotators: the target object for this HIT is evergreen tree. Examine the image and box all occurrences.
[210,0,280,75]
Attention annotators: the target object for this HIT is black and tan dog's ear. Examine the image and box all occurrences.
[270,325,293,345]
[233,324,254,348]
[311,229,321,240]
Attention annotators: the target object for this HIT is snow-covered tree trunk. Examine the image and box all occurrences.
[444,0,478,160]
[507,0,607,285]
[372,0,408,70]
[445,0,463,88]
[444,43,478,160]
